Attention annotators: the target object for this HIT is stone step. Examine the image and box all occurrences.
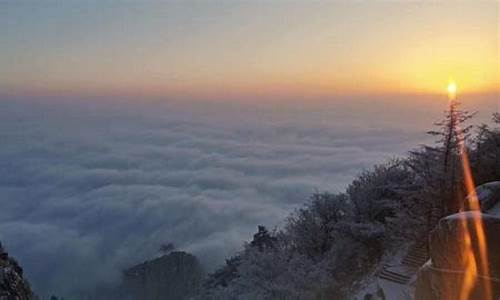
[404,254,427,261]
[378,269,410,285]
[378,273,408,285]
[405,253,428,260]
[402,258,426,268]
[408,254,428,261]
[403,254,428,263]
[407,252,428,260]
[401,264,422,272]
[378,273,409,285]
[402,260,426,268]
[381,268,411,280]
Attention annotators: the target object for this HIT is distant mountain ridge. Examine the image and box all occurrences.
[120,251,205,300]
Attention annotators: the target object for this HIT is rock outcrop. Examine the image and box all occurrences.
[475,181,500,211]
[414,182,500,300]
[414,212,500,300]
[121,251,204,300]
[0,242,34,300]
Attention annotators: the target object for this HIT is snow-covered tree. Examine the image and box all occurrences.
[285,192,349,258]
[470,114,500,184]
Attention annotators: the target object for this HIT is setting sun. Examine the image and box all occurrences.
[448,81,458,99]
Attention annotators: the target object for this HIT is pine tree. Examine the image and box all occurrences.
[427,99,475,215]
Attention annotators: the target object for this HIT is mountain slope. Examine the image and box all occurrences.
[0,242,34,300]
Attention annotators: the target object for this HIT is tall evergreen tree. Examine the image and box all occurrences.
[427,99,474,214]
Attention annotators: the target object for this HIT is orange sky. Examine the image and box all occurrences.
[1,1,499,98]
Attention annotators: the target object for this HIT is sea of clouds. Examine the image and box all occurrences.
[0,94,496,297]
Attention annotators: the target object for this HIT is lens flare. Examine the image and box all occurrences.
[446,86,492,300]
[456,136,492,300]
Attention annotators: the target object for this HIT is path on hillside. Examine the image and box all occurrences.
[376,206,442,299]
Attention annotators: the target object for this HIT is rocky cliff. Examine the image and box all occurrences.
[414,182,500,300]
[0,242,34,300]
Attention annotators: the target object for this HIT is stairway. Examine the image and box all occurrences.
[377,206,442,287]
[401,243,429,270]
[378,242,429,285]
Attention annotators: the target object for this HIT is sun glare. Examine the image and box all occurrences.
[448,81,457,99]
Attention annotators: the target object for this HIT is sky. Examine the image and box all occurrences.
[1,0,499,98]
